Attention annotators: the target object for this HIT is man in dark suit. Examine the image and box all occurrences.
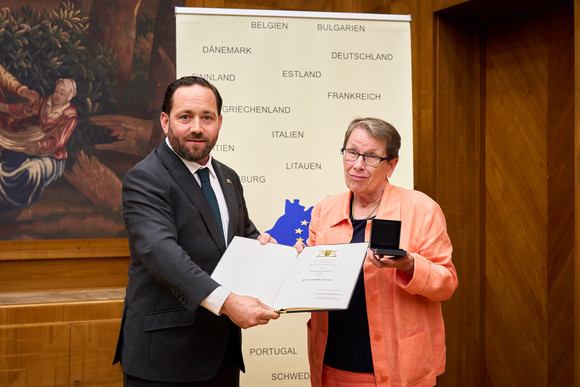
[113,76,280,386]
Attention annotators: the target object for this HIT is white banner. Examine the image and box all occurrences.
[176,8,412,386]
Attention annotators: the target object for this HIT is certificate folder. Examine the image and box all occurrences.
[211,236,369,313]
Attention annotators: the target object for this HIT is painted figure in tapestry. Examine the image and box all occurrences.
[0,66,78,214]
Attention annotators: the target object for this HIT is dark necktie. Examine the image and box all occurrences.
[196,168,223,234]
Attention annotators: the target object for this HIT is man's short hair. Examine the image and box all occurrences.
[162,76,223,115]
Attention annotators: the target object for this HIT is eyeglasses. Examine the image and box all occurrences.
[341,148,389,168]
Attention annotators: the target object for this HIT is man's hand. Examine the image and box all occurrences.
[220,293,280,329]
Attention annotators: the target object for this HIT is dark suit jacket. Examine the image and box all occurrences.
[113,140,259,382]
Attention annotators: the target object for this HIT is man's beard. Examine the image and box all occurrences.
[167,123,217,162]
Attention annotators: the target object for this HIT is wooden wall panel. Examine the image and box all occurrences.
[484,2,574,385]
[485,13,549,385]
[0,300,123,387]
[433,16,483,386]
[0,299,123,325]
[575,0,580,383]
[0,324,70,386]
[0,258,129,293]
[545,2,574,386]
[69,321,123,386]
[0,239,129,260]
[186,0,364,12]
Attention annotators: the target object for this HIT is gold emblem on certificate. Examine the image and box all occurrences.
[317,250,338,258]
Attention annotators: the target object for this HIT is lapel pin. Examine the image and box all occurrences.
[226,179,232,184]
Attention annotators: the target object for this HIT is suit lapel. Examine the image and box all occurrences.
[157,141,226,251]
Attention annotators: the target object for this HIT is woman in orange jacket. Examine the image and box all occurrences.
[295,117,458,387]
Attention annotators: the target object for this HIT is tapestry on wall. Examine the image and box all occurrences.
[0,0,183,240]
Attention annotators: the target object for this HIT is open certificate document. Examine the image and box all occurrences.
[211,236,369,313]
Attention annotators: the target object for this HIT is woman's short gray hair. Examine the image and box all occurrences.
[342,117,401,159]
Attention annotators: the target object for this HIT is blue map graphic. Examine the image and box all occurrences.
[266,199,313,246]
